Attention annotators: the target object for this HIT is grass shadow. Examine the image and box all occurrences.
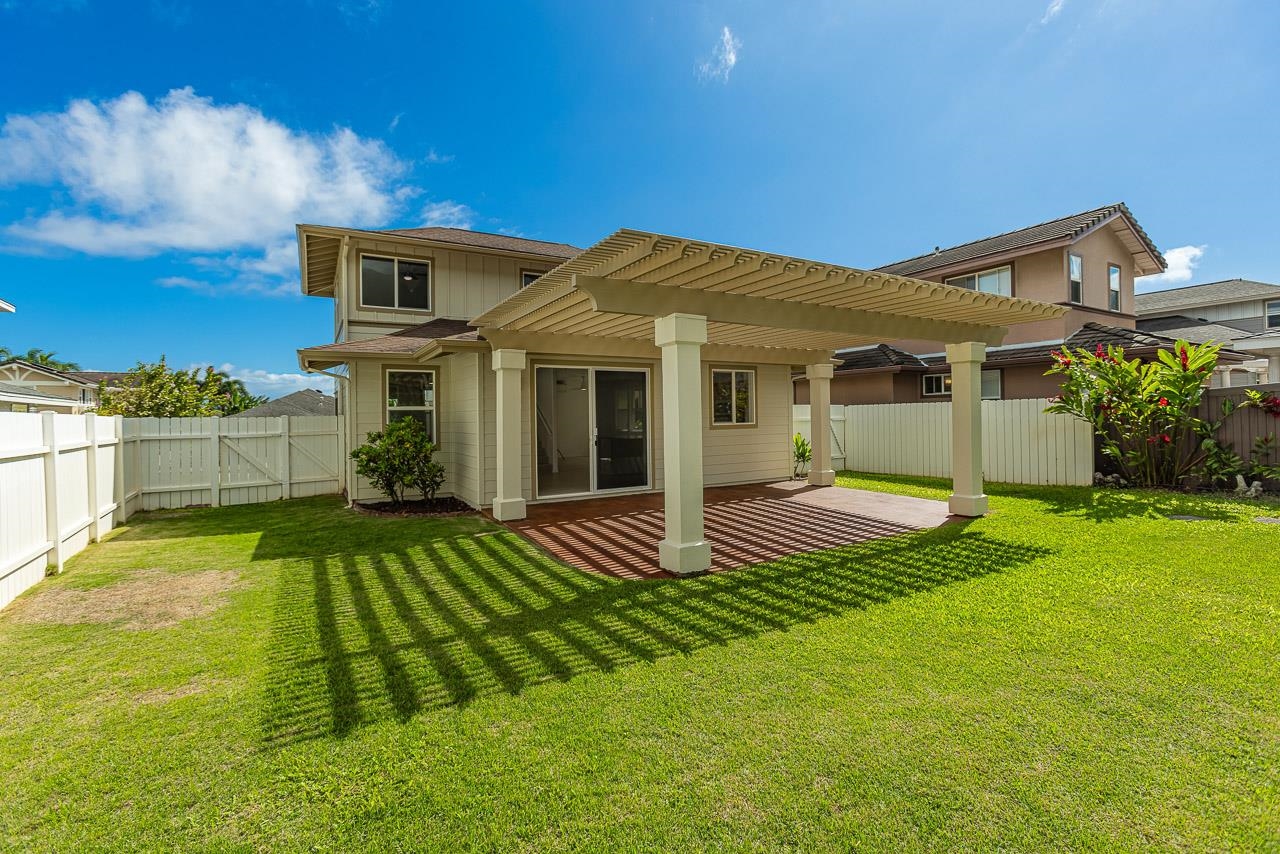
[258,509,1054,745]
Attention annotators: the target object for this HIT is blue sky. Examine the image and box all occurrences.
[1,0,1277,396]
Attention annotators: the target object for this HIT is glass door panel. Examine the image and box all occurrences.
[593,370,648,491]
[534,367,591,497]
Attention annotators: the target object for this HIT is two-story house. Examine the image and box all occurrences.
[294,223,1063,575]
[1135,279,1280,385]
[793,204,1246,405]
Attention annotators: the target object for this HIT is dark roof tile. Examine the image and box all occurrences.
[232,389,336,418]
[376,227,581,259]
[1134,279,1280,314]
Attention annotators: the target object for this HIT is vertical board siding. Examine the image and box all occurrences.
[793,400,1093,486]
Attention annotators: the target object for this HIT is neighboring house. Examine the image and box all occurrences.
[0,381,82,413]
[231,389,336,418]
[793,203,1246,405]
[0,360,125,409]
[1135,279,1280,385]
[296,223,1063,574]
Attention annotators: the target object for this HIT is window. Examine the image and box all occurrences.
[1108,263,1122,311]
[386,370,436,442]
[1068,253,1083,304]
[1267,300,1280,329]
[361,255,431,311]
[520,270,543,289]
[711,368,754,425]
[945,265,1012,297]
[922,370,1002,400]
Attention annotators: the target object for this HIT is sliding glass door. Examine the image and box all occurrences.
[534,366,650,498]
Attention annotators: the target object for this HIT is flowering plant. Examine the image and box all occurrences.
[1045,339,1268,487]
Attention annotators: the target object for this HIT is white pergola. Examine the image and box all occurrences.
[473,229,1067,575]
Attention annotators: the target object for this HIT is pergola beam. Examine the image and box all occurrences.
[574,275,1008,346]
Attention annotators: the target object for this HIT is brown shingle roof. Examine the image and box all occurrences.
[876,203,1164,277]
[301,318,477,357]
[232,389,336,418]
[833,344,928,372]
[376,227,581,260]
[1135,315,1253,344]
[1134,279,1280,315]
[66,370,130,387]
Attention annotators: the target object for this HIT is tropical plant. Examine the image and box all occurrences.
[350,418,445,506]
[0,347,81,371]
[96,357,228,417]
[1045,339,1272,488]
[206,369,268,414]
[792,432,812,479]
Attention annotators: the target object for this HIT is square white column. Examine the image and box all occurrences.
[805,363,836,486]
[946,341,988,517]
[655,313,711,575]
[491,348,527,521]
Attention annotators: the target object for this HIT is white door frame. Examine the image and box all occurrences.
[533,364,652,500]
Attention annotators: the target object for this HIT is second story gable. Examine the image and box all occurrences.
[298,224,581,343]
[875,203,1166,345]
[1135,279,1280,335]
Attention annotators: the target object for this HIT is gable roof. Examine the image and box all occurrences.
[0,359,97,386]
[65,370,130,388]
[0,381,78,407]
[1135,314,1254,344]
[374,227,581,260]
[833,344,929,372]
[232,389,336,418]
[876,203,1166,278]
[1134,279,1280,315]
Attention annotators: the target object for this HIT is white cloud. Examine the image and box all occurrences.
[215,363,334,397]
[0,88,404,258]
[698,26,741,83]
[388,112,403,132]
[1040,0,1067,24]
[1136,244,1206,291]
[421,200,473,229]
[423,147,454,164]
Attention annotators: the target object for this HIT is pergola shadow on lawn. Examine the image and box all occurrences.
[251,505,1056,745]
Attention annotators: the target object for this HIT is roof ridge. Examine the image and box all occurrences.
[878,203,1120,270]
[1136,277,1277,295]
[380,225,580,249]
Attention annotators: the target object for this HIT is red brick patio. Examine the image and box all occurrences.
[495,481,953,579]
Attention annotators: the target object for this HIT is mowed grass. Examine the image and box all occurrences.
[0,475,1277,851]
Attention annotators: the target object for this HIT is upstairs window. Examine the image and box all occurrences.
[361,255,431,311]
[520,270,543,288]
[1268,299,1280,329]
[711,368,755,425]
[1108,264,1122,311]
[946,265,1012,297]
[1068,253,1084,304]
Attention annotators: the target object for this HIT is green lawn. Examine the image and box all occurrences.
[1,475,1277,851]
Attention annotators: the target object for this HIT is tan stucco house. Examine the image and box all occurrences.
[296,224,1063,574]
[792,203,1241,406]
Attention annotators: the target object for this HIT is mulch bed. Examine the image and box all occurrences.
[353,497,476,518]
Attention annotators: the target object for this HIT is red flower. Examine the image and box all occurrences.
[1161,434,1172,444]
[1179,346,1189,370]
[1095,343,1105,358]
[1158,397,1169,407]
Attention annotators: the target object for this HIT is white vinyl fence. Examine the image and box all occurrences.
[1,413,340,610]
[793,400,1094,486]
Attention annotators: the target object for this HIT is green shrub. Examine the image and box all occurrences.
[792,432,812,478]
[350,418,446,506]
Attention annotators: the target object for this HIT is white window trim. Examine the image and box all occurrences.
[1267,299,1280,329]
[520,269,546,289]
[922,370,1002,400]
[1068,253,1084,305]
[385,369,437,441]
[1108,263,1122,311]
[945,264,1013,297]
[359,253,433,313]
[710,368,756,426]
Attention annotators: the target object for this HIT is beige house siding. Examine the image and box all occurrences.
[0,364,97,405]
[338,235,557,330]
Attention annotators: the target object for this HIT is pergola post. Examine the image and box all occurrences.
[655,313,711,576]
[491,348,527,522]
[946,341,988,517]
[805,363,835,486]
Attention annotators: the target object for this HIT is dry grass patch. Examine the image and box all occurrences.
[10,569,243,630]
